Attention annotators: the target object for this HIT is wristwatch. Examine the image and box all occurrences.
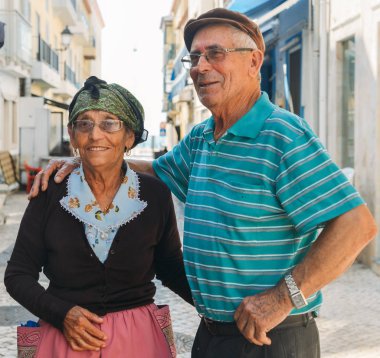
[284,274,308,309]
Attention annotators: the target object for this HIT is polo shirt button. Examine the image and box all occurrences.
[110,249,115,255]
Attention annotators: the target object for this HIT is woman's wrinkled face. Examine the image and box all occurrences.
[68,110,135,170]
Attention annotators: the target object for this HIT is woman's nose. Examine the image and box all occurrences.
[88,123,104,139]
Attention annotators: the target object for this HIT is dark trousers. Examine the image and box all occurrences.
[191,314,320,358]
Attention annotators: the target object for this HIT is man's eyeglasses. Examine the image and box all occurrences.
[73,119,125,133]
[181,47,255,70]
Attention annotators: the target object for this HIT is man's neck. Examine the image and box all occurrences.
[212,90,261,141]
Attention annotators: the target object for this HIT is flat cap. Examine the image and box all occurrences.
[184,8,265,53]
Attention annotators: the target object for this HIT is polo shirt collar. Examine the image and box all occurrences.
[202,92,275,142]
[203,116,215,144]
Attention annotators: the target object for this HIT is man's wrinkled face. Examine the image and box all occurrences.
[189,25,258,112]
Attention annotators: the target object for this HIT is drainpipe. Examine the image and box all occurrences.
[318,0,329,147]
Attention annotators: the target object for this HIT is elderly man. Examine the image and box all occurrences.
[31,8,377,358]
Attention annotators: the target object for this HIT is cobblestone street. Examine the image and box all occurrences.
[0,191,379,357]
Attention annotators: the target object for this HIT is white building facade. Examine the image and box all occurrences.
[324,0,380,272]
[0,0,103,184]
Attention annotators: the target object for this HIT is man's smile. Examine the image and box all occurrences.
[198,81,219,88]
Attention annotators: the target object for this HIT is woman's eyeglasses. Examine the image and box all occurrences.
[73,119,125,133]
[181,47,255,69]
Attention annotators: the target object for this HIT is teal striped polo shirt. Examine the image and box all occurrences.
[153,92,364,322]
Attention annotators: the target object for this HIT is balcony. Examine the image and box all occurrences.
[168,46,188,101]
[37,37,59,71]
[70,13,89,45]
[64,62,80,88]
[52,79,78,100]
[52,0,78,26]
[0,10,32,77]
[31,36,60,88]
[83,36,96,60]
[83,46,96,60]
[164,43,176,63]
[45,61,79,101]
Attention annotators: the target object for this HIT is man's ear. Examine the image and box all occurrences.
[249,50,264,78]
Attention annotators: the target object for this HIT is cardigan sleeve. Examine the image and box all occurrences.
[4,183,76,330]
[154,192,193,305]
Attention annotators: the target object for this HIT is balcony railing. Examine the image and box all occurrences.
[64,62,79,87]
[168,46,188,99]
[37,35,59,72]
[0,10,32,69]
[164,43,176,64]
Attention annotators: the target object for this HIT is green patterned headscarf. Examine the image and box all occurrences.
[69,76,146,146]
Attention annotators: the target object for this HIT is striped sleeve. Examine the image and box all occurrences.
[275,130,364,234]
[153,133,192,203]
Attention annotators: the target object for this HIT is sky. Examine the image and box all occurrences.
[97,0,173,135]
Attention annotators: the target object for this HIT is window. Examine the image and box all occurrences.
[261,49,275,102]
[288,47,302,116]
[281,36,302,115]
[340,37,355,168]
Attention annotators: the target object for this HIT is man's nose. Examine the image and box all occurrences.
[196,54,211,71]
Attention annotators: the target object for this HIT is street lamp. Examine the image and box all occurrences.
[55,26,73,51]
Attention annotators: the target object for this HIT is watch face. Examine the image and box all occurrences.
[292,293,307,308]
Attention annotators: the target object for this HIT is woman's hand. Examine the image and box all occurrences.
[28,157,81,200]
[63,306,107,351]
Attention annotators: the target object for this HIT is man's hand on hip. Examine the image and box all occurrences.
[234,281,293,346]
[28,157,81,199]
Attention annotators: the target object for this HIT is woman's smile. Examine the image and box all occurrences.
[87,146,109,151]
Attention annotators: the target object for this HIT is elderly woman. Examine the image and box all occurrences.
[4,76,192,357]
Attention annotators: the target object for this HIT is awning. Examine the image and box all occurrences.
[228,0,274,13]
[228,0,286,18]
[32,94,69,110]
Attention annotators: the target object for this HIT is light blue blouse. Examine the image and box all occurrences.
[60,164,147,263]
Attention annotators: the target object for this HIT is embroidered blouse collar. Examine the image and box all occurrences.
[60,164,147,232]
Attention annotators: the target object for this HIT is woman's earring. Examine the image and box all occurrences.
[124,147,131,156]
[73,148,79,157]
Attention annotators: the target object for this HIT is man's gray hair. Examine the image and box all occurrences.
[229,26,258,49]
[228,25,262,82]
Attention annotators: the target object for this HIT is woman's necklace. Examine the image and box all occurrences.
[97,169,124,214]
[101,201,114,214]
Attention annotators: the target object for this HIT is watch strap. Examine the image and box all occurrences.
[284,274,308,309]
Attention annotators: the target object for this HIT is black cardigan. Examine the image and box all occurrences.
[4,173,192,330]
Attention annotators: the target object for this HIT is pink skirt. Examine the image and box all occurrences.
[32,304,175,357]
